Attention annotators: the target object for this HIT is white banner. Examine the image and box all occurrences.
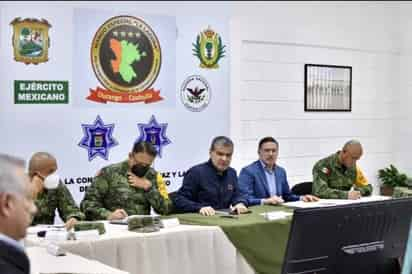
[0,5,230,205]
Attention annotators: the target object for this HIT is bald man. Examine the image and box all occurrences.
[28,152,84,229]
[312,140,373,199]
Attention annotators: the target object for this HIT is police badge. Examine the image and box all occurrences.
[78,115,118,161]
[192,26,226,69]
[136,115,171,158]
[10,17,51,65]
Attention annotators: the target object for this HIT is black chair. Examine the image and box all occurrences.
[291,181,313,196]
[167,191,184,214]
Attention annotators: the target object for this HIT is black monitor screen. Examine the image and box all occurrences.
[282,198,412,274]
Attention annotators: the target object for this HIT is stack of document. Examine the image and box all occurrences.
[283,195,391,209]
[26,224,66,236]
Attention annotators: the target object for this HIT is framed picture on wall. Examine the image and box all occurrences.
[304,64,352,111]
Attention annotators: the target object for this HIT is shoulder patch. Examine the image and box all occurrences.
[95,169,103,177]
[156,173,169,200]
[321,167,330,175]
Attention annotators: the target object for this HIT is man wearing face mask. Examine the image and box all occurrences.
[312,140,373,199]
[81,141,172,221]
[172,136,248,216]
[28,152,84,230]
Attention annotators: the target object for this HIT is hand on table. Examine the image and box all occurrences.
[65,217,78,230]
[348,190,361,200]
[108,209,128,220]
[199,206,215,216]
[230,203,248,214]
[263,196,284,205]
[301,195,319,202]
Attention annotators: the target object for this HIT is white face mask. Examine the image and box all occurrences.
[44,173,60,189]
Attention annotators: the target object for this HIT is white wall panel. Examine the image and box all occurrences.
[230,2,400,188]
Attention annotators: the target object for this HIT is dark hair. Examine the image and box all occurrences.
[132,141,157,157]
[258,136,279,150]
[210,136,233,151]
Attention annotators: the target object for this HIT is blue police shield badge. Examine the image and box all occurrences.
[78,115,118,161]
[136,115,171,158]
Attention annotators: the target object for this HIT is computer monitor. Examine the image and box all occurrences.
[401,220,412,274]
[282,197,412,274]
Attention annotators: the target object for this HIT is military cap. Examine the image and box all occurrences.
[74,221,106,235]
[127,215,161,233]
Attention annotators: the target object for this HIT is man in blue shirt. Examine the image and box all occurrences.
[173,136,248,216]
[239,137,318,206]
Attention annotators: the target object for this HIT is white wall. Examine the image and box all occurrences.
[397,3,412,176]
[229,2,401,193]
[0,1,404,193]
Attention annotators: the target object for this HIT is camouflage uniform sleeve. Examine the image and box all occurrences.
[80,172,111,220]
[32,193,55,225]
[354,184,373,196]
[56,183,85,221]
[354,166,373,196]
[312,163,349,199]
[145,172,174,215]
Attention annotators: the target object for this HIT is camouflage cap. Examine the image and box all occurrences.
[128,215,161,233]
[74,221,106,235]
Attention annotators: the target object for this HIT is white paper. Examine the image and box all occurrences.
[283,195,392,209]
[75,230,100,241]
[260,211,293,221]
[161,218,180,228]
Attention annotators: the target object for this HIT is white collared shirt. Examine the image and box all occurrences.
[0,232,25,252]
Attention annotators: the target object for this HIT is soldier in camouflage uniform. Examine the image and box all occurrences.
[81,141,173,221]
[29,152,84,229]
[312,140,373,199]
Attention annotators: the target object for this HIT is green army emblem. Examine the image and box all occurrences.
[192,26,226,69]
[10,17,51,65]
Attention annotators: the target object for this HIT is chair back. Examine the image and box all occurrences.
[291,181,313,195]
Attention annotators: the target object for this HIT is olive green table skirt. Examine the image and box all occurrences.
[167,205,294,274]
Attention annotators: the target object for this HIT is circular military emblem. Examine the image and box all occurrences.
[91,16,161,93]
[180,75,211,112]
